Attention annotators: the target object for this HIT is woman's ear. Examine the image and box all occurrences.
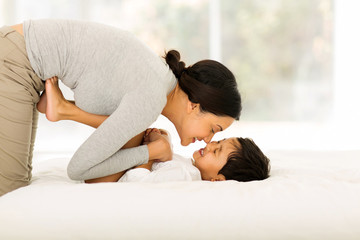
[187,101,199,114]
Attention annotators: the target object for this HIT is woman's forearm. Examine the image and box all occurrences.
[84,131,146,183]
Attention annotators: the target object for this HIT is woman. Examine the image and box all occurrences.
[40,79,269,184]
[0,19,241,196]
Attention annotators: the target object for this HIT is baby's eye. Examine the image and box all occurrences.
[211,129,215,134]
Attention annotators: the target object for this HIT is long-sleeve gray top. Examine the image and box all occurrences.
[23,19,177,180]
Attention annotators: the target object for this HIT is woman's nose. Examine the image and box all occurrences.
[203,135,213,144]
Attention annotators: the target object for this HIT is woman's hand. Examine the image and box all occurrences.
[144,128,173,162]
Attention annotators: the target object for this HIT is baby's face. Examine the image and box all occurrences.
[192,137,239,181]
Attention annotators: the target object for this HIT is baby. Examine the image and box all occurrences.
[104,128,271,183]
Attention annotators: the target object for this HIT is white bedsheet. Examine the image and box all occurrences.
[0,150,360,240]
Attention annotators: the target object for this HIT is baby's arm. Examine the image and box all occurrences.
[133,160,155,171]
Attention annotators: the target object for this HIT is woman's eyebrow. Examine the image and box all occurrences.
[217,124,223,131]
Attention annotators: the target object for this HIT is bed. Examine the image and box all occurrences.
[1,149,359,240]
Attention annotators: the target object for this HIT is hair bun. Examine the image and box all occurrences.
[164,50,186,79]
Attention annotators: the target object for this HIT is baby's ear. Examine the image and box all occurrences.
[210,174,226,182]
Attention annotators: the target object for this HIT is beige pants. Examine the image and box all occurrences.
[0,26,44,196]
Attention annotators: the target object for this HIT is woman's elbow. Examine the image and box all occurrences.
[67,163,84,180]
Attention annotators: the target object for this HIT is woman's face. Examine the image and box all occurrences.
[177,105,234,146]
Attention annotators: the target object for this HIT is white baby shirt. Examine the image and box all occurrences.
[118,154,201,182]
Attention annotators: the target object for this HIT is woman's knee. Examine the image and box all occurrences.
[0,173,30,196]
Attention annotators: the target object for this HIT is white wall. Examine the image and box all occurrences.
[333,0,360,124]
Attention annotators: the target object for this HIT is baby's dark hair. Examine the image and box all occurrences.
[164,49,241,120]
[219,138,270,182]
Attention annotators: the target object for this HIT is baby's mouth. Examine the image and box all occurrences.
[199,148,204,156]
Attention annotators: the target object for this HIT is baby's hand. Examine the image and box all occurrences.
[143,128,161,144]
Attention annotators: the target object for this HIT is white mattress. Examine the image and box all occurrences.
[0,150,359,240]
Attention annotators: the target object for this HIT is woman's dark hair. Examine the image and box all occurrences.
[219,138,271,182]
[164,50,241,120]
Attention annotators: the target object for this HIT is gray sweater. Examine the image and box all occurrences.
[23,19,177,180]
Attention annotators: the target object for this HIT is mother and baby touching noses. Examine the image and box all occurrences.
[0,19,270,196]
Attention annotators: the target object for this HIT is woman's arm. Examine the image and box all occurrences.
[86,128,167,182]
[42,78,169,182]
[43,77,172,162]
[43,77,172,180]
[85,131,146,183]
